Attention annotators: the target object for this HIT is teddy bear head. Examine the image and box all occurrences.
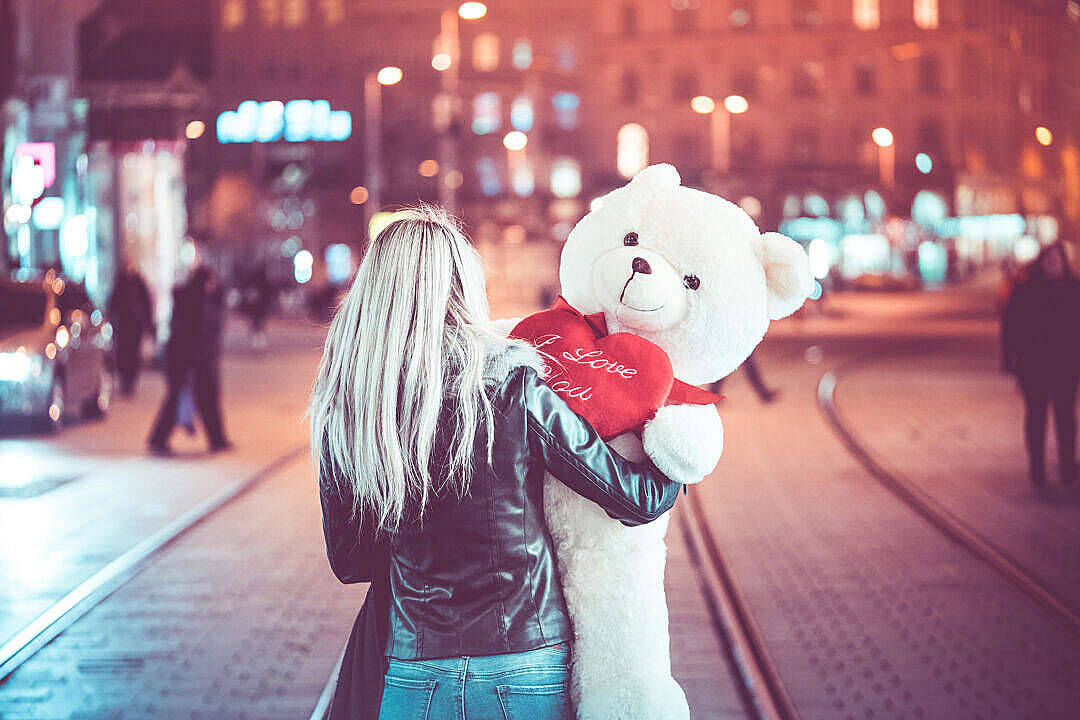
[559,164,813,385]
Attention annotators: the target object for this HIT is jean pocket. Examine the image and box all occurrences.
[495,680,571,720]
[379,676,437,720]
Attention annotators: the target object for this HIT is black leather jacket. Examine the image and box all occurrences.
[319,364,681,660]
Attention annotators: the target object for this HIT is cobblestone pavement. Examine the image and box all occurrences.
[834,345,1080,616]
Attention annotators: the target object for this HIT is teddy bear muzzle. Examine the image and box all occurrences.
[592,247,688,332]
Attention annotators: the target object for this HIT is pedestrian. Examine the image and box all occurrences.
[148,265,232,455]
[107,261,153,396]
[711,349,778,403]
[1002,242,1080,486]
[240,262,273,351]
[310,207,681,720]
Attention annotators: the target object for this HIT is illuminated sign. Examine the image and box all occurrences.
[15,143,57,189]
[217,100,352,143]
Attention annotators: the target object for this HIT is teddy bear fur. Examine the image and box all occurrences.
[542,164,812,719]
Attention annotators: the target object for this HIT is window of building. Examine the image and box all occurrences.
[672,0,701,32]
[556,42,576,72]
[732,68,758,99]
[552,92,581,130]
[855,63,876,95]
[793,62,822,96]
[473,33,500,72]
[917,117,945,159]
[550,157,582,198]
[617,123,649,178]
[620,69,641,105]
[259,0,280,25]
[731,0,754,28]
[476,157,501,196]
[792,127,820,164]
[512,39,533,70]
[622,3,639,35]
[793,0,822,28]
[511,96,534,132]
[918,54,941,93]
[472,92,501,135]
[672,71,699,102]
[914,0,939,28]
[319,0,344,25]
[853,0,880,29]
[283,0,306,26]
[223,0,246,29]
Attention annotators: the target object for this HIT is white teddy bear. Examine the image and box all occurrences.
[530,164,813,719]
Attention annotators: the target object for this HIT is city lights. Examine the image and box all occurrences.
[293,249,314,284]
[185,121,206,140]
[5,204,32,225]
[444,169,464,189]
[617,123,649,178]
[503,130,528,151]
[872,127,894,147]
[349,186,369,205]
[690,96,716,114]
[377,66,403,86]
[31,197,65,230]
[217,100,352,143]
[1035,126,1053,146]
[808,238,831,280]
[431,52,452,71]
[418,159,439,177]
[915,152,933,174]
[723,95,749,114]
[458,2,487,20]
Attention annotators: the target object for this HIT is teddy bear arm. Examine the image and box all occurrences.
[641,403,724,484]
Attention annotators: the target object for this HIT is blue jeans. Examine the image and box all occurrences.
[379,642,572,720]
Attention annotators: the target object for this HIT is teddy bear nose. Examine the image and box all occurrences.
[631,257,652,275]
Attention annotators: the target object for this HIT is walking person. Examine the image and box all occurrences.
[148,265,232,455]
[107,261,153,396]
[310,208,681,720]
[711,349,779,403]
[1002,242,1080,486]
[240,262,273,351]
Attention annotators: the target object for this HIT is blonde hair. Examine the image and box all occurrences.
[310,206,511,533]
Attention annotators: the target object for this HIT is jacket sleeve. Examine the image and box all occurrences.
[318,448,381,584]
[520,367,682,526]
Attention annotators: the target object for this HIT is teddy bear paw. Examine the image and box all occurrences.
[642,404,723,484]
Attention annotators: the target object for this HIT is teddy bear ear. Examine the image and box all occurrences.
[629,164,681,191]
[752,232,814,320]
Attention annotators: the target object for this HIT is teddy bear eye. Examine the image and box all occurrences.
[683,275,700,290]
[623,232,639,247]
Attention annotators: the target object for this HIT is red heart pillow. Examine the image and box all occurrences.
[511,307,674,439]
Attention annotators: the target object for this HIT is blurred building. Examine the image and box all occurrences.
[206,0,589,309]
[77,0,213,334]
[1,1,98,290]
[586,0,1080,282]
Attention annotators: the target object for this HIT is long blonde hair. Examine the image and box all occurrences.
[310,207,512,533]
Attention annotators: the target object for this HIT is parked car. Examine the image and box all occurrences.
[0,273,114,432]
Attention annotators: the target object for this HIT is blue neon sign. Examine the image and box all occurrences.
[217,100,352,143]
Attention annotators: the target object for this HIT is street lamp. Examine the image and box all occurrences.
[872,127,895,189]
[691,94,748,173]
[433,3,488,212]
[363,66,404,236]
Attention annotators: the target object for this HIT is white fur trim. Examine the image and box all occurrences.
[642,404,723,484]
[630,163,682,191]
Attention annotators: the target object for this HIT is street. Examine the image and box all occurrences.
[2,277,1079,719]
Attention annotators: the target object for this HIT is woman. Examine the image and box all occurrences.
[311,207,681,720]
[1002,242,1080,486]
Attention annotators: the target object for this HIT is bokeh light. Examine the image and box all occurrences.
[915,152,933,174]
[690,96,716,114]
[431,53,452,72]
[458,2,487,20]
[1035,126,1053,146]
[376,66,403,86]
[185,121,206,140]
[503,130,528,151]
[418,159,439,177]
[723,95,749,114]
[349,186,369,205]
[872,127,894,147]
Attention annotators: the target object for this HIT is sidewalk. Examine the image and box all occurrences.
[833,348,1080,614]
[692,338,1080,719]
